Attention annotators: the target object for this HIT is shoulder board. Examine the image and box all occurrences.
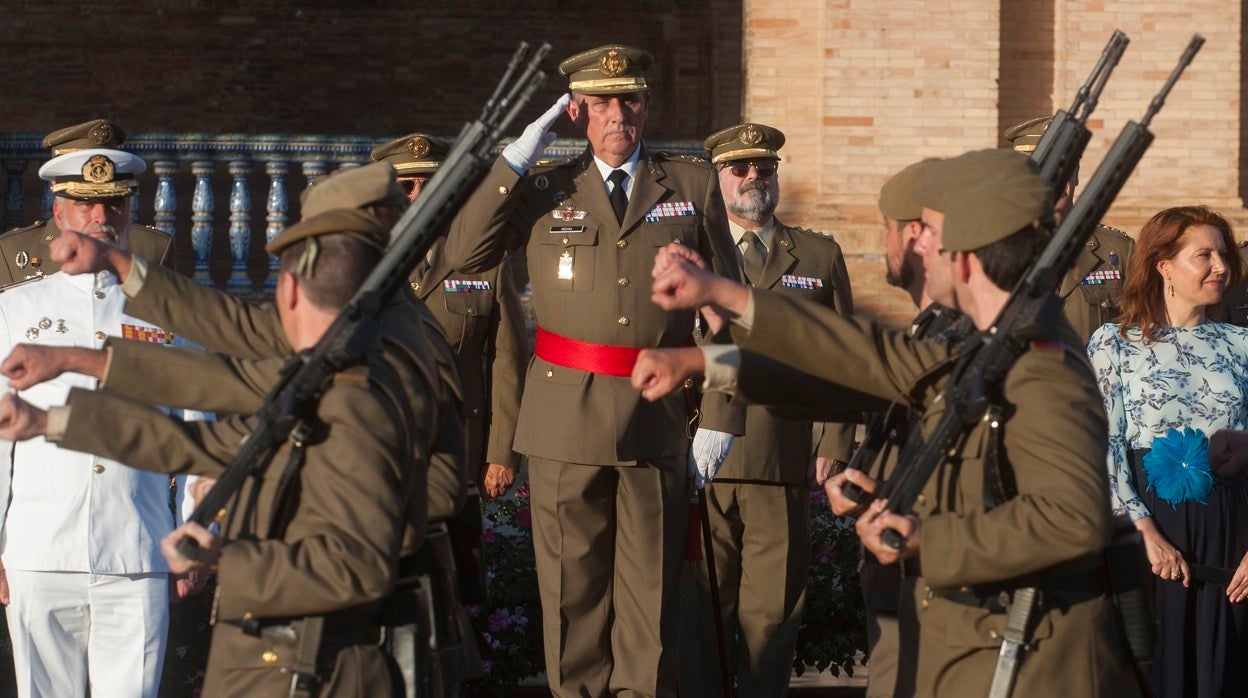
[332,367,370,387]
[788,225,831,240]
[1095,224,1133,241]
[132,224,173,237]
[1238,240,1248,249]
[654,151,712,168]
[0,221,47,239]
[532,156,577,171]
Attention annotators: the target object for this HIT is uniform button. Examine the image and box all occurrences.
[988,630,999,640]
[545,370,554,378]
[1101,300,1110,308]
[498,186,509,196]
[92,464,105,474]
[262,650,278,663]
[471,407,481,416]
[616,240,628,249]
[410,281,420,292]
[916,493,926,506]
[920,599,929,610]
[94,291,105,300]
[617,277,629,287]
[562,237,570,245]
[467,308,476,315]
[243,612,254,620]
[94,331,106,341]
[671,237,682,244]
[617,316,629,326]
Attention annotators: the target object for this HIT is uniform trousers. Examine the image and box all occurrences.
[528,455,686,698]
[6,570,168,698]
[683,481,809,697]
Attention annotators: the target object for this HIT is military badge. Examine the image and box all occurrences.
[558,250,574,280]
[1081,269,1121,285]
[25,328,37,340]
[599,49,628,77]
[14,251,27,269]
[82,155,117,184]
[38,317,51,330]
[406,136,430,159]
[55,320,68,334]
[443,279,492,293]
[645,201,697,223]
[781,274,824,290]
[1109,251,1120,267]
[88,122,114,145]
[552,202,587,221]
[121,324,175,345]
[535,175,549,191]
[740,124,764,146]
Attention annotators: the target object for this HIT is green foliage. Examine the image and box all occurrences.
[793,488,868,677]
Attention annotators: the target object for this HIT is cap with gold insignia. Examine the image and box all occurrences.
[940,166,1050,252]
[300,162,407,218]
[38,148,145,200]
[267,207,389,256]
[559,44,653,94]
[913,148,1034,214]
[42,119,127,155]
[703,123,785,164]
[1003,116,1053,154]
[878,158,942,221]
[371,133,450,175]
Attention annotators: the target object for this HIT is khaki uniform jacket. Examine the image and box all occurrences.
[55,354,424,698]
[444,150,742,465]
[716,221,855,485]
[0,220,177,287]
[1059,224,1135,344]
[732,290,1130,697]
[411,236,527,475]
[1225,241,1248,327]
[107,260,467,526]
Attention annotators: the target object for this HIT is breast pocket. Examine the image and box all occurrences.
[642,220,699,250]
[1077,281,1123,329]
[533,225,598,292]
[440,290,495,351]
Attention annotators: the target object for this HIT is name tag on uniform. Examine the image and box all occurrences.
[121,324,175,345]
[645,201,696,222]
[550,225,586,234]
[1081,270,1121,285]
[443,279,492,293]
[781,274,824,290]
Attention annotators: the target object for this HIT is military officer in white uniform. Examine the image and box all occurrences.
[0,147,181,698]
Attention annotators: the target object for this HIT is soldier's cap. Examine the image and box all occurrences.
[42,118,127,155]
[941,167,1050,252]
[370,133,449,175]
[38,148,145,200]
[559,45,653,94]
[878,158,942,221]
[913,148,1034,214]
[703,123,785,164]
[1003,116,1053,154]
[266,207,389,256]
[300,162,407,218]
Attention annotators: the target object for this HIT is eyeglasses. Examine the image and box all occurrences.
[721,161,777,178]
[398,177,430,196]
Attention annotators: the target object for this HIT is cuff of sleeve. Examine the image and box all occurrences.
[701,344,741,394]
[46,405,71,442]
[99,346,115,388]
[732,290,756,332]
[121,256,149,298]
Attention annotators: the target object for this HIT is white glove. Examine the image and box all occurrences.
[502,93,572,174]
[688,428,736,489]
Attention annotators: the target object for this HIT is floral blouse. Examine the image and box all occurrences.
[1087,321,1248,521]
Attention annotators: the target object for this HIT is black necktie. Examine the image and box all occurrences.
[742,231,766,285]
[607,169,629,224]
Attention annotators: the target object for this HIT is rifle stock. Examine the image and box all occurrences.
[178,42,551,558]
[878,36,1204,549]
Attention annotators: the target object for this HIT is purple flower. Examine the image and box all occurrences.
[483,529,497,544]
[482,660,493,674]
[517,507,532,528]
[488,609,510,632]
[815,545,835,565]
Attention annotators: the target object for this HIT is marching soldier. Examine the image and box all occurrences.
[443,44,742,697]
[0,118,177,287]
[1004,116,1135,342]
[681,123,854,696]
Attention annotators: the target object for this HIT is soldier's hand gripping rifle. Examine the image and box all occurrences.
[877,35,1204,550]
[177,42,552,558]
[837,31,1131,507]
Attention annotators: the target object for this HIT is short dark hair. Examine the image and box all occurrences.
[277,233,382,310]
[973,222,1051,292]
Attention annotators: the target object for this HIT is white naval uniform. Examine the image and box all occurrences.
[0,270,179,698]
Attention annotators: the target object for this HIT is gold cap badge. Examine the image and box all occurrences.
[88,122,114,146]
[406,136,430,159]
[599,50,629,77]
[82,155,117,184]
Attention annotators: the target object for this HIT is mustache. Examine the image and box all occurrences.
[738,180,769,194]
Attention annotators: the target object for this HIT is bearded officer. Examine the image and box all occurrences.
[443,44,742,697]
[680,123,854,697]
[1003,116,1135,342]
[0,118,177,288]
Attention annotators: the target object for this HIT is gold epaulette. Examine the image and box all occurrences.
[532,157,576,171]
[654,151,712,168]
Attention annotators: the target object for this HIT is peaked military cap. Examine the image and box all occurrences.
[879,158,942,221]
[267,207,388,255]
[559,45,653,94]
[703,123,785,164]
[1003,116,1053,154]
[913,148,1034,214]
[42,119,127,155]
[38,148,145,199]
[300,162,407,218]
[370,133,449,175]
[941,165,1050,251]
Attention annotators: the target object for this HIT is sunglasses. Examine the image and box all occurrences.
[721,161,778,178]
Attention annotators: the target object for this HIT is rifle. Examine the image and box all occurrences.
[179,42,551,557]
[877,35,1204,550]
[838,32,1130,506]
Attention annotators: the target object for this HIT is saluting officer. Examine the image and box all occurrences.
[1004,116,1135,342]
[443,44,742,697]
[681,123,854,697]
[0,118,177,287]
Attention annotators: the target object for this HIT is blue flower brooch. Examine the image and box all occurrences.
[1144,427,1213,507]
